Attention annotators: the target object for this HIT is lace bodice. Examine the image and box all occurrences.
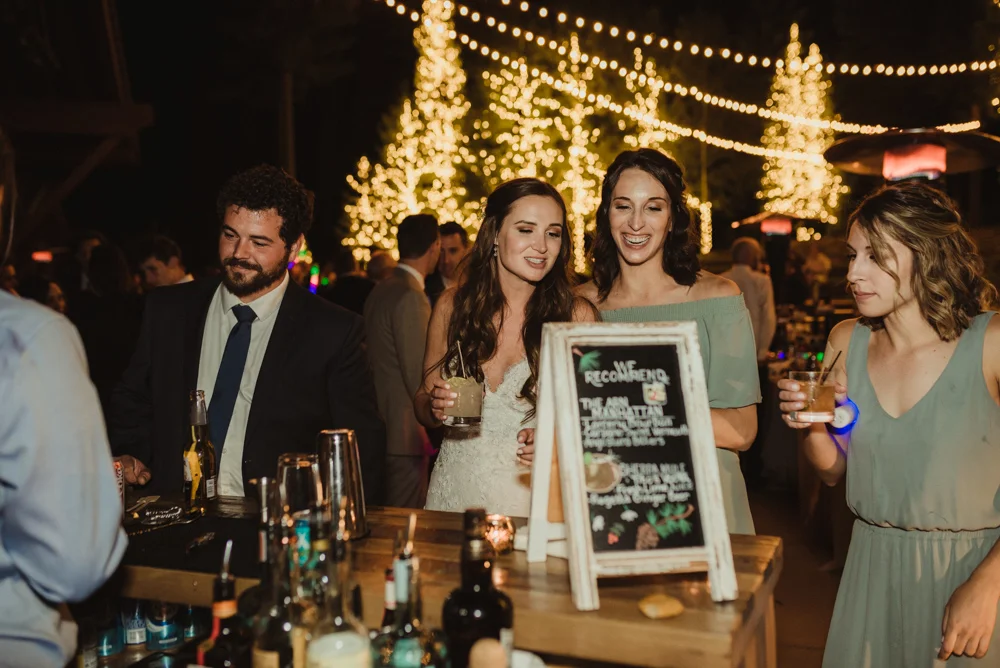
[425,359,535,517]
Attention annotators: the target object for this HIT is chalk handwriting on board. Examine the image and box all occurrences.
[574,344,705,552]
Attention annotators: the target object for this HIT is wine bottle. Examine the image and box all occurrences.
[442,508,514,668]
[198,540,252,667]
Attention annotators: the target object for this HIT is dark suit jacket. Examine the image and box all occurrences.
[108,278,387,504]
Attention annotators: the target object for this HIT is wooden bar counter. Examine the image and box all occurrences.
[120,507,782,668]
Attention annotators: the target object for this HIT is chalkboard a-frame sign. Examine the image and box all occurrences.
[526,321,738,611]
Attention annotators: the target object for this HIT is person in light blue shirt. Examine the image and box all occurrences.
[0,290,128,667]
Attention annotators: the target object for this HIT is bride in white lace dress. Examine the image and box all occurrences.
[415,178,595,517]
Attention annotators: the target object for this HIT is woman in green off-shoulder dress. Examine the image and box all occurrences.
[576,148,761,535]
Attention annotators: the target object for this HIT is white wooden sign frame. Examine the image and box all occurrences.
[526,321,737,611]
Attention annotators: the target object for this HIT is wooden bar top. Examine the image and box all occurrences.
[120,507,782,668]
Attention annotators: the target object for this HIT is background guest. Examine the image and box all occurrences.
[425,221,470,307]
[322,246,375,315]
[135,234,193,289]
[366,249,397,283]
[364,214,440,507]
[70,243,144,419]
[723,237,777,362]
[17,273,67,314]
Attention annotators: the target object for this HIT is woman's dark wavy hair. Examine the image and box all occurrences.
[849,180,999,341]
[439,178,577,419]
[590,148,700,301]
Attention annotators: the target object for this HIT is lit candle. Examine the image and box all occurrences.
[485,514,515,554]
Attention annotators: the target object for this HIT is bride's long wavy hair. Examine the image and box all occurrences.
[439,177,577,418]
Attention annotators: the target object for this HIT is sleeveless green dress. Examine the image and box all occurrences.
[600,295,762,535]
[824,313,1000,668]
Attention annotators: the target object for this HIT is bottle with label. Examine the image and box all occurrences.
[442,508,514,668]
[145,601,182,651]
[252,515,296,668]
[198,540,253,667]
[305,508,369,668]
[121,599,147,647]
[184,390,218,507]
[372,554,447,667]
[379,568,396,631]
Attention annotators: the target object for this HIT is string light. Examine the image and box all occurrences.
[759,25,847,226]
[440,19,829,162]
[452,0,997,77]
[345,0,479,260]
[447,2,981,135]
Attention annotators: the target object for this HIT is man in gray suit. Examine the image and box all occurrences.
[364,214,441,507]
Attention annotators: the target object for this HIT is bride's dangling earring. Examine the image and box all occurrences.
[493,242,499,258]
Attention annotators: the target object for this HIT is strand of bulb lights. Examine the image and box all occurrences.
[478,0,995,77]
[379,0,980,157]
[495,57,826,163]
[381,0,824,161]
[449,1,982,135]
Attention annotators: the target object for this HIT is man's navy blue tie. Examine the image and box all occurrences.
[208,304,257,449]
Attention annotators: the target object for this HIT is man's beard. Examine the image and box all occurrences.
[221,253,289,297]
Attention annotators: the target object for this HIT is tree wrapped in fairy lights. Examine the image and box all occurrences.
[344,0,478,258]
[759,24,846,239]
[479,35,608,273]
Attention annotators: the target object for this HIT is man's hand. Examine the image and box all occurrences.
[115,455,151,486]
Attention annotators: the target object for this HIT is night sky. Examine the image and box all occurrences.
[5,0,998,270]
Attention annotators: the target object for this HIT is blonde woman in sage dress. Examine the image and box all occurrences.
[575,148,760,535]
[780,182,1000,667]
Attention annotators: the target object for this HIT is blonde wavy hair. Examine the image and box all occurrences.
[849,180,998,341]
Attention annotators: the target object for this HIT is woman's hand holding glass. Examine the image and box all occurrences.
[778,378,848,429]
[429,380,457,424]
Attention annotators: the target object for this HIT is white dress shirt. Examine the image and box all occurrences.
[397,262,425,289]
[197,273,289,496]
[722,264,777,362]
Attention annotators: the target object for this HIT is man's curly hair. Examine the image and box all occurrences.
[216,165,314,247]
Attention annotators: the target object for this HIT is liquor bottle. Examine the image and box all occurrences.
[442,508,514,668]
[184,390,218,507]
[297,507,331,615]
[380,568,396,630]
[305,510,369,667]
[252,516,297,668]
[372,554,446,667]
[198,540,252,667]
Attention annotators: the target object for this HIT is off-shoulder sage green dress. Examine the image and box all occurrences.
[600,295,762,535]
[823,313,1000,668]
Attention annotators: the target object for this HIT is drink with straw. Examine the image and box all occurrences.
[443,344,483,427]
[789,370,836,422]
